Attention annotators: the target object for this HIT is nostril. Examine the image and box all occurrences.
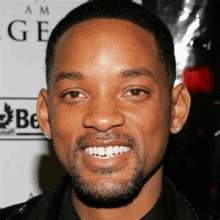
[83,112,125,132]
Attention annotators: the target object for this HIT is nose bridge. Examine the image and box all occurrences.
[95,94,116,112]
[83,95,125,131]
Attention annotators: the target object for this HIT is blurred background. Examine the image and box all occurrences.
[143,0,220,219]
[0,0,219,219]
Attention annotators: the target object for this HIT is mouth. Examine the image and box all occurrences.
[84,146,131,160]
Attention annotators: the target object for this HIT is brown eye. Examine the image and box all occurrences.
[62,90,85,99]
[130,89,141,96]
[69,91,81,98]
[129,89,148,97]
[123,88,149,102]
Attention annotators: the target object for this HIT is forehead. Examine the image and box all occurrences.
[52,18,165,83]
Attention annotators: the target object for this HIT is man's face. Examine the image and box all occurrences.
[46,19,172,206]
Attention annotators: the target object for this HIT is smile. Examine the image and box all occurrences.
[84,146,130,159]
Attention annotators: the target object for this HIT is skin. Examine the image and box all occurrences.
[37,19,191,219]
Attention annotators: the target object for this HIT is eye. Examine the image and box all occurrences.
[127,88,148,96]
[61,90,86,100]
[68,91,84,98]
[123,88,149,101]
[129,89,143,96]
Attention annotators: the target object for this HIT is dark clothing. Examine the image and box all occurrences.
[58,183,169,220]
[58,183,168,220]
[0,175,199,220]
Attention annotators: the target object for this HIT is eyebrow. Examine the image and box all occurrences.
[54,71,86,84]
[54,68,155,84]
[119,68,154,80]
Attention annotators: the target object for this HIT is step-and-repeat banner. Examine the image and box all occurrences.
[0,0,88,208]
[0,0,142,208]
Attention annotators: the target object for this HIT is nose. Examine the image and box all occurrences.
[83,101,125,132]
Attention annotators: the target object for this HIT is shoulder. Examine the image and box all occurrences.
[0,175,70,220]
[163,176,200,220]
[0,195,42,220]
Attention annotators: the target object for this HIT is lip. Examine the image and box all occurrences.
[81,145,131,170]
[79,137,133,170]
[81,148,131,169]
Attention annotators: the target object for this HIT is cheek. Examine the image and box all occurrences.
[126,101,170,170]
[49,104,84,166]
[50,104,84,137]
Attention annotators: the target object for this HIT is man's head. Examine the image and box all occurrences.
[37,1,190,210]
[45,0,176,90]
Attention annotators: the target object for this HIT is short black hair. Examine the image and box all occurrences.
[46,1,176,89]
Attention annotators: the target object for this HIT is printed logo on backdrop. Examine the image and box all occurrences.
[0,98,44,140]
[6,0,50,42]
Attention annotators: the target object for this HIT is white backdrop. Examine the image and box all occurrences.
[0,0,142,208]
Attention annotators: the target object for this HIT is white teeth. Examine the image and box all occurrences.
[99,147,105,156]
[113,146,118,155]
[119,146,124,154]
[106,146,113,157]
[84,145,130,159]
[89,147,93,155]
[93,146,98,155]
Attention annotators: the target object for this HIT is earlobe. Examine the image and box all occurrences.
[37,89,51,139]
[170,84,191,134]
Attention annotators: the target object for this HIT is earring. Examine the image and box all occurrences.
[44,132,50,139]
[175,125,180,132]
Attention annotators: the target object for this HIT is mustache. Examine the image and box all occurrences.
[75,131,137,149]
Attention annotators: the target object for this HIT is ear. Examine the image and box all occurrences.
[37,89,51,139]
[170,83,191,134]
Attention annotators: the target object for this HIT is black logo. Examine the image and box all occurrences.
[0,98,43,140]
[0,103,13,129]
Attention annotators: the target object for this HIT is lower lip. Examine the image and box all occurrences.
[81,150,131,169]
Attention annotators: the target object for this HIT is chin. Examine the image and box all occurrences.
[70,167,143,208]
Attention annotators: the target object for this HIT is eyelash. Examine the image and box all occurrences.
[61,88,150,102]
[61,90,85,99]
[125,88,149,96]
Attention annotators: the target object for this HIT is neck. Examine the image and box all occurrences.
[71,167,163,220]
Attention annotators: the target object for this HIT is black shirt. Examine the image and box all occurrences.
[0,175,199,220]
[58,185,168,220]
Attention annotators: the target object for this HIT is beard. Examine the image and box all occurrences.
[70,164,143,208]
[68,131,162,208]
